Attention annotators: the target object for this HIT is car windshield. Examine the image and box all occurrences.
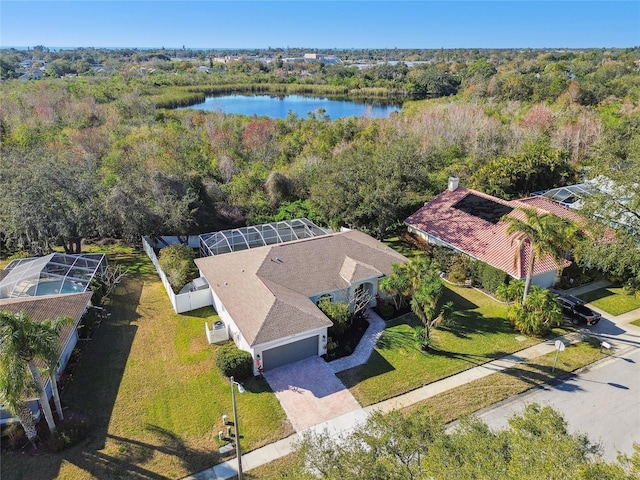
[574,304,595,315]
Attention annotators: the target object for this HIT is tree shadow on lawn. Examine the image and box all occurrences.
[337,350,396,390]
[59,424,217,480]
[427,347,514,367]
[442,287,478,312]
[442,312,516,340]
[578,286,618,303]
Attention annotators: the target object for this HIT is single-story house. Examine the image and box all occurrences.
[0,253,106,425]
[404,178,583,288]
[195,229,407,373]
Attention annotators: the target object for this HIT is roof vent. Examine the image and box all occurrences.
[448,177,459,192]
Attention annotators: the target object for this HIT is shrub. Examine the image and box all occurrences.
[158,244,198,293]
[216,342,253,380]
[45,418,92,452]
[1,423,26,450]
[318,299,350,336]
[472,260,509,294]
[447,254,473,284]
[379,303,395,320]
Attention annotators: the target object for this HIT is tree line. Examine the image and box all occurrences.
[0,47,638,288]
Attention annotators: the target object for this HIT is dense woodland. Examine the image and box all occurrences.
[1,47,639,287]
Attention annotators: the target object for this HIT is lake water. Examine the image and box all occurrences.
[183,94,401,119]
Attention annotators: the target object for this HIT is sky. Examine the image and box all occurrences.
[1,1,639,50]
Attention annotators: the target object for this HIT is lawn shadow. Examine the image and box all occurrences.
[57,275,143,470]
[427,348,512,367]
[578,287,616,303]
[337,350,395,389]
[376,324,418,350]
[442,287,478,312]
[59,425,218,480]
[444,312,515,340]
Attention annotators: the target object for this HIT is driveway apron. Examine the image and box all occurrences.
[264,355,363,432]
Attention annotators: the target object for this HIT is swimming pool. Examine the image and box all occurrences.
[27,280,87,296]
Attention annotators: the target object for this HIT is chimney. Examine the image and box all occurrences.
[448,177,459,192]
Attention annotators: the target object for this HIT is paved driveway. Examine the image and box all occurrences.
[264,355,363,432]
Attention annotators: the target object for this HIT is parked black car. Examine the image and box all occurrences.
[557,295,602,326]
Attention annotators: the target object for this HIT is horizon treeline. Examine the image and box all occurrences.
[0,46,638,287]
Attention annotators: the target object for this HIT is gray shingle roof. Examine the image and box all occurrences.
[195,230,406,346]
[0,292,93,361]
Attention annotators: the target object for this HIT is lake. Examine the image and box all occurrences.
[182,94,402,119]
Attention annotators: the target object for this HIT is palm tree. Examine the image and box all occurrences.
[410,277,450,349]
[41,317,72,421]
[379,263,411,310]
[507,285,562,335]
[0,358,39,446]
[503,207,576,303]
[0,311,70,434]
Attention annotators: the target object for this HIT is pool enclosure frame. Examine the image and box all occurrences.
[0,252,107,299]
[199,218,330,257]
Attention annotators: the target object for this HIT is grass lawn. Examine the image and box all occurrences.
[578,286,640,316]
[248,339,607,479]
[383,235,424,259]
[632,319,640,328]
[338,284,564,406]
[1,248,292,480]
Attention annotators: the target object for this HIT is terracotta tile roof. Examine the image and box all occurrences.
[405,187,579,279]
[0,292,93,362]
[195,230,407,346]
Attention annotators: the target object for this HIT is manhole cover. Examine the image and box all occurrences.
[515,336,527,342]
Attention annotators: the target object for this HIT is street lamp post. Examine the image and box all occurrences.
[230,376,245,480]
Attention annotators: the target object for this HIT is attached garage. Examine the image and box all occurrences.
[262,335,319,371]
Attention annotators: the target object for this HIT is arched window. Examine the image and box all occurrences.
[316,293,333,305]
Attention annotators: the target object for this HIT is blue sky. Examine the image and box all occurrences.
[1,1,639,49]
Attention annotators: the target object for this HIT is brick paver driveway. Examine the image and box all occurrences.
[264,355,363,432]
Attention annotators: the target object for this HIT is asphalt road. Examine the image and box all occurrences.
[477,346,640,463]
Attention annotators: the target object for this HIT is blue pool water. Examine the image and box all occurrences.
[28,280,85,296]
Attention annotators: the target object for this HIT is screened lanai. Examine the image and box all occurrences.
[531,182,597,209]
[0,253,107,300]
[199,218,331,257]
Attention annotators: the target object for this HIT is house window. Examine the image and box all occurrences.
[316,293,333,305]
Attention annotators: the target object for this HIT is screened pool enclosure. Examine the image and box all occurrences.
[531,182,597,209]
[199,218,330,257]
[0,253,107,299]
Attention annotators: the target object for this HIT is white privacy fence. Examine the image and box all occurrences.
[142,236,213,314]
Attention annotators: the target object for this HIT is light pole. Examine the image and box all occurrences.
[230,376,245,480]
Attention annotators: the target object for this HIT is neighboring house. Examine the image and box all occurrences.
[18,68,44,81]
[405,178,582,288]
[0,253,106,425]
[195,229,407,373]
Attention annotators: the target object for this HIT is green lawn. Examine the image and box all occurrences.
[338,284,547,406]
[1,249,291,480]
[578,286,640,316]
[383,234,424,259]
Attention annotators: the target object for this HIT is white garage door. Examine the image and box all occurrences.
[262,335,319,371]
